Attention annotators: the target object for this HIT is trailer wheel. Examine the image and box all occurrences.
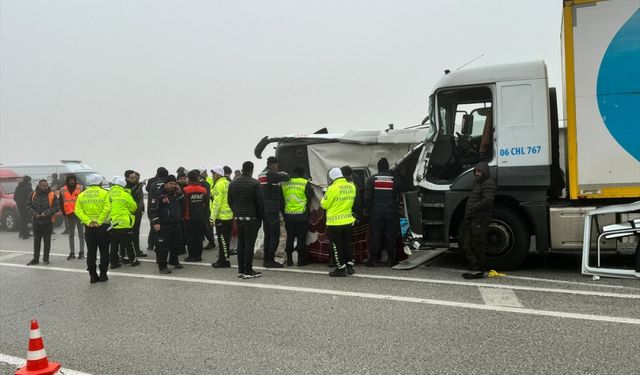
[457,205,530,270]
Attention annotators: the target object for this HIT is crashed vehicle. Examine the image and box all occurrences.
[254,126,429,263]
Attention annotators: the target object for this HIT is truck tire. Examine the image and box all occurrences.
[486,206,530,270]
[2,210,19,232]
[457,205,530,270]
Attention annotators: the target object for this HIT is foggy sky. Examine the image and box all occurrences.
[0,0,563,179]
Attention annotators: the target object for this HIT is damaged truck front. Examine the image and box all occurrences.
[255,127,428,263]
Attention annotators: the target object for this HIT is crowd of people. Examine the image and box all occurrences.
[13,156,496,283]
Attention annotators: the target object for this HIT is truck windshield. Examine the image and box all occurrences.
[0,181,19,194]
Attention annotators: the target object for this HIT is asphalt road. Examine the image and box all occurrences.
[1,220,639,375]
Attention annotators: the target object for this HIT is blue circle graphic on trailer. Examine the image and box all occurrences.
[596,9,640,162]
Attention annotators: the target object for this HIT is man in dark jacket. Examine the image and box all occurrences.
[125,170,147,258]
[281,164,314,266]
[26,179,59,265]
[14,175,33,239]
[258,156,290,268]
[150,175,185,274]
[364,158,407,267]
[182,170,210,262]
[146,167,169,250]
[228,161,264,279]
[462,161,496,279]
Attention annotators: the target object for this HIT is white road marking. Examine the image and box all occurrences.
[0,353,92,375]
[2,249,640,300]
[1,262,640,326]
[479,287,523,308]
[433,265,640,290]
[0,253,24,262]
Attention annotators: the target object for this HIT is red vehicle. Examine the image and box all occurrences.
[0,168,63,231]
[0,168,22,231]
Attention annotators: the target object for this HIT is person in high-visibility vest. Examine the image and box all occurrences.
[108,176,138,268]
[211,166,234,268]
[281,164,314,266]
[60,174,84,260]
[321,167,356,277]
[74,174,111,283]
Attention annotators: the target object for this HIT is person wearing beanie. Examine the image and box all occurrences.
[145,166,169,251]
[461,161,496,279]
[321,167,356,277]
[108,176,138,268]
[363,157,407,267]
[74,174,111,283]
[281,164,314,266]
[125,170,148,258]
[258,156,290,268]
[177,171,188,188]
[210,165,234,268]
[149,174,185,274]
[14,175,33,239]
[182,170,210,262]
[60,174,85,260]
[228,161,264,279]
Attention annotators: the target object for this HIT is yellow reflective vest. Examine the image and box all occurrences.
[74,185,112,226]
[281,177,309,215]
[109,185,137,229]
[211,177,233,222]
[321,177,356,226]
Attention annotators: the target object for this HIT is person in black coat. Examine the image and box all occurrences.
[149,175,185,274]
[462,161,496,279]
[145,167,168,250]
[14,175,33,239]
[228,161,264,279]
[363,158,407,267]
[26,179,60,265]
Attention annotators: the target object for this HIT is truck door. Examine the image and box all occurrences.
[495,79,552,186]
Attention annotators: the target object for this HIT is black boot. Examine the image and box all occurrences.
[78,252,85,259]
[286,251,293,267]
[98,271,108,282]
[329,267,347,277]
[89,268,99,283]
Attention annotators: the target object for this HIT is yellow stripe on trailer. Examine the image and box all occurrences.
[563,2,580,200]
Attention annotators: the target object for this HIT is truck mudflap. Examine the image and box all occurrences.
[582,201,640,279]
[520,201,550,252]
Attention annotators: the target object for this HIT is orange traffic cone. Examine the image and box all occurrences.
[15,320,61,375]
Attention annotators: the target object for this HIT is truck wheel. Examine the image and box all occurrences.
[485,206,530,270]
[456,206,530,270]
[2,210,19,232]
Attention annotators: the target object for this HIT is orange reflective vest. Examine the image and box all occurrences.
[61,185,83,215]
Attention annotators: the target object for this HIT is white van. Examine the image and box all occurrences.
[0,161,106,188]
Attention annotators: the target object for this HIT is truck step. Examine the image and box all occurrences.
[422,202,445,208]
[422,219,444,225]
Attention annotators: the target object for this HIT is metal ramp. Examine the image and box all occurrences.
[392,249,446,270]
[581,201,640,279]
